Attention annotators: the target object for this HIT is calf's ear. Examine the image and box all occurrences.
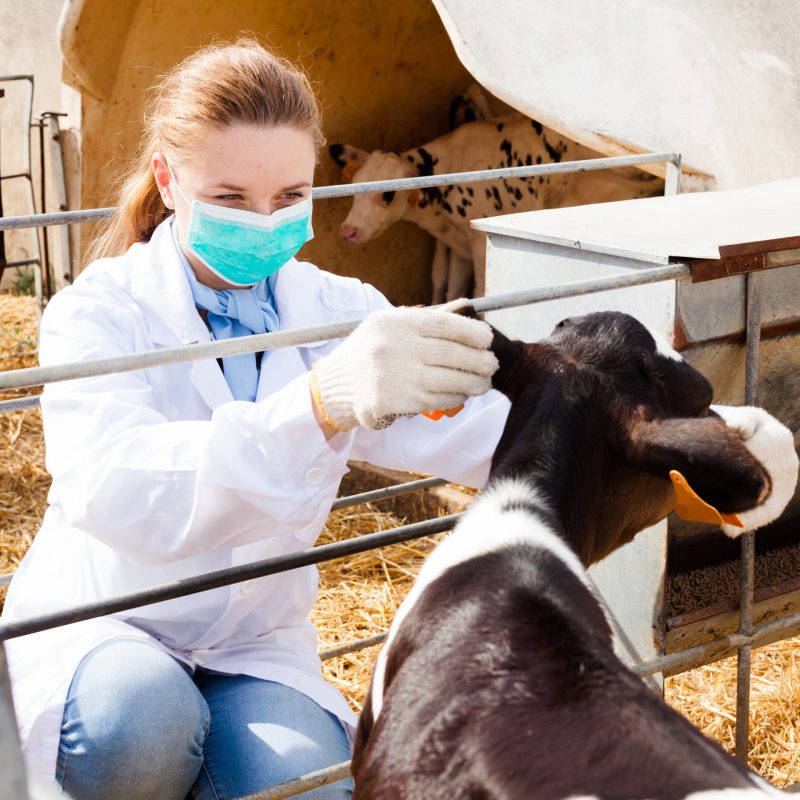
[329,144,369,175]
[624,406,798,536]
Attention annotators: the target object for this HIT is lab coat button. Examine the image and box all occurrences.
[240,580,256,595]
[305,467,325,486]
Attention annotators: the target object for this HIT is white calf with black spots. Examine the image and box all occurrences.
[330,115,662,299]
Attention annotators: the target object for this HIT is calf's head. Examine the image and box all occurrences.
[329,144,415,243]
[488,311,796,565]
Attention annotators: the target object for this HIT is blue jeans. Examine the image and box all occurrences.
[55,638,353,800]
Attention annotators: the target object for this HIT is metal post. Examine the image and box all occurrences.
[664,154,682,196]
[42,113,71,288]
[0,75,43,306]
[735,271,762,762]
[35,119,52,299]
[0,643,29,800]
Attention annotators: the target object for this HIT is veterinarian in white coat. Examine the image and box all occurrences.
[0,40,510,800]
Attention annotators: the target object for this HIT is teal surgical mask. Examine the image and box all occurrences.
[171,173,313,286]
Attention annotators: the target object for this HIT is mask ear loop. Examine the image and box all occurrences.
[164,160,192,208]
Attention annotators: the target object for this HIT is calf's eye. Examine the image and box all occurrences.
[380,191,396,206]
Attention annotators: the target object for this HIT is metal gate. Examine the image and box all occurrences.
[0,151,795,799]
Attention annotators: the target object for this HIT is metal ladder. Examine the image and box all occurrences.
[0,74,71,306]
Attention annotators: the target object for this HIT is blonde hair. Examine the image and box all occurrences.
[86,37,324,263]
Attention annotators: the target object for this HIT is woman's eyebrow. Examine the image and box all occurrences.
[206,181,312,193]
[206,182,248,192]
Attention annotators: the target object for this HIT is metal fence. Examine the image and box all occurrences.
[0,150,790,799]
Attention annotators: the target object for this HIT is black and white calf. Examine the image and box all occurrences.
[352,311,798,800]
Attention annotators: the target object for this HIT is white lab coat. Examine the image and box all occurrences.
[1,218,510,784]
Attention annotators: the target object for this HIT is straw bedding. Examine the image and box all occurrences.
[0,295,798,788]
[0,294,46,609]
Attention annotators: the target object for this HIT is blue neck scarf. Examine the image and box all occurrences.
[172,220,280,402]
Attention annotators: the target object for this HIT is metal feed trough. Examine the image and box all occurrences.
[0,156,797,799]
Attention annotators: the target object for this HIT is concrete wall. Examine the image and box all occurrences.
[59,0,478,305]
[0,0,77,293]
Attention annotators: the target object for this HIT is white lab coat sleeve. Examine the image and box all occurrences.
[38,282,348,566]
[348,388,511,488]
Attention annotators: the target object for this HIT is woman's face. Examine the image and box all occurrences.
[152,123,317,290]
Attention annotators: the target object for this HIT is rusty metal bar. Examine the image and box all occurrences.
[42,113,72,289]
[0,514,461,642]
[235,761,351,800]
[0,475,452,589]
[330,476,448,511]
[734,271,762,762]
[0,257,38,269]
[35,118,52,299]
[319,633,387,661]
[319,597,800,679]
[639,605,800,679]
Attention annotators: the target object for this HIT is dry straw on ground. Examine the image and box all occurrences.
[0,294,46,608]
[0,294,798,787]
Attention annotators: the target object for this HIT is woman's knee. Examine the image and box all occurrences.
[195,675,352,799]
[57,638,208,800]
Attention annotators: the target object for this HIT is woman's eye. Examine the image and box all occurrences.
[215,194,244,202]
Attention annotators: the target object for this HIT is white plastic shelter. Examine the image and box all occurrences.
[477,178,800,669]
[434,0,800,191]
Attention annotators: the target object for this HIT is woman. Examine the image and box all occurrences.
[1,39,510,799]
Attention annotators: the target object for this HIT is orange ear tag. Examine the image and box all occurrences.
[341,160,360,182]
[422,404,465,421]
[669,470,744,528]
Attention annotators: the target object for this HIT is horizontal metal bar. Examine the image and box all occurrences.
[319,633,387,661]
[0,173,30,182]
[472,263,691,316]
[236,760,351,800]
[0,320,359,390]
[636,606,800,678]
[0,152,677,232]
[330,476,448,511]
[0,258,39,269]
[0,207,114,231]
[0,476,450,589]
[0,514,460,642]
[324,602,800,687]
[0,396,40,413]
[313,152,679,199]
[0,265,691,391]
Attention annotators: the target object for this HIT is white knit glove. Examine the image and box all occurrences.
[311,306,498,431]
[711,404,799,537]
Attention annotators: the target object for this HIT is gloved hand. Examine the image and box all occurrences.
[310,306,499,432]
[711,404,799,536]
